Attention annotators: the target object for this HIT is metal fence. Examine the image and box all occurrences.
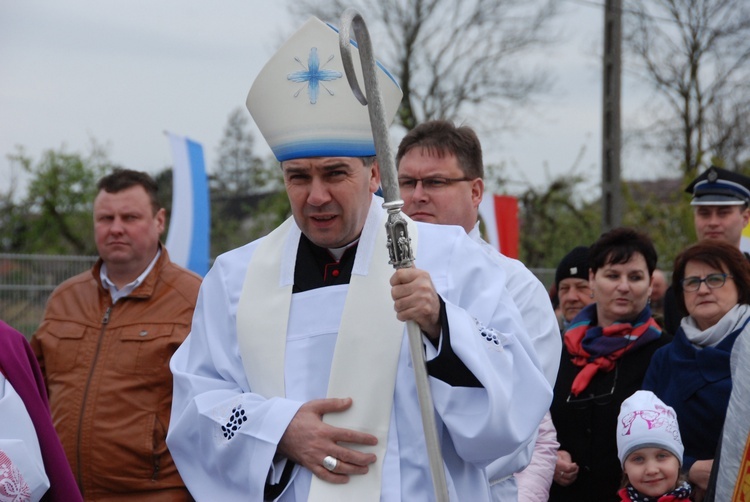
[0,252,556,339]
[0,253,98,338]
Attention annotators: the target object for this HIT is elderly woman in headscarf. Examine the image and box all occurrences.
[643,240,750,498]
[549,228,672,502]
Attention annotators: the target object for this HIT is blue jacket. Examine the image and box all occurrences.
[642,320,745,470]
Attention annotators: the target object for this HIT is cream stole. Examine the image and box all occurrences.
[236,207,417,501]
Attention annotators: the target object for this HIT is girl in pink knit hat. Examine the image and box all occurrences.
[616,390,691,501]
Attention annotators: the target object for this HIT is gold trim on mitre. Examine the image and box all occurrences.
[246,17,403,162]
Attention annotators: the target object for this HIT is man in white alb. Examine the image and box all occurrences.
[166,16,551,501]
[396,120,561,501]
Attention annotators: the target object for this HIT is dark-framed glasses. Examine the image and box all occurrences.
[398,176,473,192]
[681,273,733,292]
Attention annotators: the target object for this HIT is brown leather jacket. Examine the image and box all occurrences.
[32,247,201,501]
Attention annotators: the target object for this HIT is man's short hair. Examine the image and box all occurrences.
[396,120,484,179]
[361,156,376,167]
[97,168,161,214]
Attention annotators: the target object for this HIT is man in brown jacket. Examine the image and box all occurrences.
[32,169,201,500]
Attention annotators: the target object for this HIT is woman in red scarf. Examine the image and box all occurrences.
[549,228,672,502]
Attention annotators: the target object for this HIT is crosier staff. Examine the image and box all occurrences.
[338,9,450,501]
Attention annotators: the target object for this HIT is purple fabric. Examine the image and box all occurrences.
[0,320,82,501]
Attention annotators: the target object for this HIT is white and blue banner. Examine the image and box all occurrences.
[164,133,210,276]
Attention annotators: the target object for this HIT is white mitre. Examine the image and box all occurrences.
[246,16,403,161]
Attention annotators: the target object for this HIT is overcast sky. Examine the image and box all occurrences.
[0,0,670,200]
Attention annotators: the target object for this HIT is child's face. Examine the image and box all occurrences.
[623,447,681,497]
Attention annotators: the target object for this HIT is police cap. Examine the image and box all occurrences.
[685,166,750,206]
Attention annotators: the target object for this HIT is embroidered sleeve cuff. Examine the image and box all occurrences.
[425,296,482,388]
[261,397,304,499]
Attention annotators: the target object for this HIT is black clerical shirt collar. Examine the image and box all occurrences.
[293,234,359,293]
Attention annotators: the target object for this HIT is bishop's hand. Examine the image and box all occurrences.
[390,267,441,340]
[277,397,378,483]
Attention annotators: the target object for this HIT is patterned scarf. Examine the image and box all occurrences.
[564,303,662,396]
[618,481,692,501]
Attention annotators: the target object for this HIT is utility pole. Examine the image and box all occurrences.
[602,0,623,231]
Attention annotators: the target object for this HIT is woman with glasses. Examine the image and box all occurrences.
[643,240,750,499]
[549,228,672,501]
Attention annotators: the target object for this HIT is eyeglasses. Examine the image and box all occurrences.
[398,176,473,192]
[681,273,733,292]
[566,364,619,407]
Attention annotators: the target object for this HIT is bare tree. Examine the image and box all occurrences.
[210,108,285,255]
[706,89,750,171]
[517,174,600,268]
[289,0,559,131]
[624,0,750,176]
[214,108,269,195]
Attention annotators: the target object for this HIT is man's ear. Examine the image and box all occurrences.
[471,178,484,209]
[155,208,167,235]
[369,160,382,193]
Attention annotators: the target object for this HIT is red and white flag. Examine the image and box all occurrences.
[478,194,519,258]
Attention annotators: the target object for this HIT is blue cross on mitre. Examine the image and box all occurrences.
[288,47,343,104]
